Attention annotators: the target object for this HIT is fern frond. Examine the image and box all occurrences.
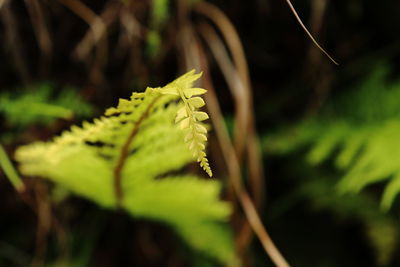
[15,71,232,263]
[265,66,400,210]
[157,70,212,177]
[0,83,93,129]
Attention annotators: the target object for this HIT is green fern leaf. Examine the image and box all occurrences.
[15,71,233,263]
[157,69,213,177]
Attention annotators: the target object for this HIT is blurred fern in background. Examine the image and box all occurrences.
[266,65,400,210]
[0,83,93,131]
[265,65,400,266]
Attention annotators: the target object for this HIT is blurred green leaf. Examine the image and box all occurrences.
[0,83,94,130]
[151,0,169,28]
[265,65,400,210]
[0,144,24,191]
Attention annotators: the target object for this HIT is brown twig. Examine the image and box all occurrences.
[194,1,250,160]
[284,0,338,65]
[195,42,289,267]
[179,20,289,266]
[16,179,69,266]
[196,20,267,260]
[119,7,146,42]
[300,0,335,115]
[181,2,288,265]
[193,2,265,217]
[58,0,110,85]
[113,96,161,206]
[58,0,107,59]
[74,1,120,61]
[31,182,51,267]
[306,0,329,67]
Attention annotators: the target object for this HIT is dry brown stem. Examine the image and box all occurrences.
[176,6,289,263]
[285,0,338,65]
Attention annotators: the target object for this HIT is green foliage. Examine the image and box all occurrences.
[15,71,233,264]
[0,82,93,129]
[0,144,24,191]
[146,0,169,57]
[159,70,212,176]
[151,0,169,28]
[146,30,162,58]
[265,65,400,210]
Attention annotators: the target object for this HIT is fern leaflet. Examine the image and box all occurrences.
[157,70,212,177]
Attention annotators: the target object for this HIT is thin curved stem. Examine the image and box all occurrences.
[184,30,290,267]
[193,1,264,205]
[113,96,160,206]
[284,0,339,65]
[194,1,250,159]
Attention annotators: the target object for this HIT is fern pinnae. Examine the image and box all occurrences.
[178,89,212,177]
[158,70,212,177]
